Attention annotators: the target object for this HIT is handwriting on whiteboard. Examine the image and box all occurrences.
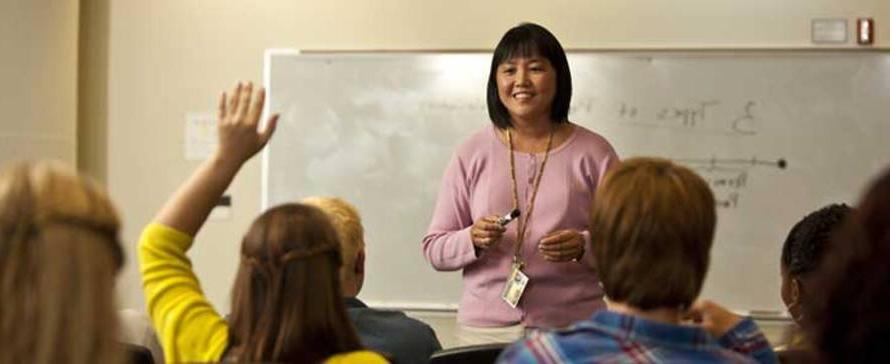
[413,98,761,136]
[570,99,761,136]
[676,157,788,209]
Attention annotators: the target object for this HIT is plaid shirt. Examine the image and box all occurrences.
[497,311,778,364]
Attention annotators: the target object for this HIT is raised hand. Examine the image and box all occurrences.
[153,81,279,236]
[215,82,279,166]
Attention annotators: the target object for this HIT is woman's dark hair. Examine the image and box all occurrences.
[486,22,572,129]
[806,168,890,363]
[781,203,851,277]
[227,203,362,363]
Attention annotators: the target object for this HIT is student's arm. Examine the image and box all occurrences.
[139,224,229,363]
[717,318,778,364]
[139,82,278,362]
[688,300,779,364]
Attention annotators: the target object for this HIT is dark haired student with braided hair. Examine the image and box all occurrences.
[779,203,850,350]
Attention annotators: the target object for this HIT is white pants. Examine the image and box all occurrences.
[454,324,526,346]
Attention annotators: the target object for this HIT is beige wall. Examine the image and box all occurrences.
[77,0,889,311]
[0,0,79,167]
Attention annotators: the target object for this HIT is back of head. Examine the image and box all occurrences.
[780,203,850,330]
[228,203,361,363]
[591,157,716,310]
[781,204,851,278]
[301,196,365,291]
[0,161,123,364]
[808,168,890,363]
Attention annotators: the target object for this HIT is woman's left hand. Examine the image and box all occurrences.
[538,229,584,262]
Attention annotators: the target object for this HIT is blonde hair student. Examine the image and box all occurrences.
[303,196,442,364]
[302,196,366,294]
[0,161,124,364]
[138,82,388,363]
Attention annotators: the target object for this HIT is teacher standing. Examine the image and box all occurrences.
[422,23,619,345]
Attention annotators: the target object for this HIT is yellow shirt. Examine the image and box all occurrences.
[138,223,388,364]
[325,351,391,364]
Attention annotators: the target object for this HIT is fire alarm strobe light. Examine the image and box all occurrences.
[858,18,874,45]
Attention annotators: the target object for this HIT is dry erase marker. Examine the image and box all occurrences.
[497,209,521,226]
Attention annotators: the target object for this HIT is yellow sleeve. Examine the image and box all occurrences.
[323,350,390,364]
[138,223,229,363]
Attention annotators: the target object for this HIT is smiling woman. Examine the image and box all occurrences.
[495,57,556,125]
[421,22,620,345]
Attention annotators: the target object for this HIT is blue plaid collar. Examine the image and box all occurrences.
[572,310,718,350]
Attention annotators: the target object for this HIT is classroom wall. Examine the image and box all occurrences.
[77,0,889,311]
[0,0,79,167]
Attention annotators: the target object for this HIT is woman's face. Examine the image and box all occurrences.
[496,55,557,123]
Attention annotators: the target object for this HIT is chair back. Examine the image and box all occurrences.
[124,343,154,364]
[429,343,508,364]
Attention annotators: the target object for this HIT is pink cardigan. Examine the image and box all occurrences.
[423,124,619,328]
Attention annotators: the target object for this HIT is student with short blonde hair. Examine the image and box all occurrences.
[302,196,365,294]
[499,157,777,364]
[303,196,442,364]
[0,161,124,364]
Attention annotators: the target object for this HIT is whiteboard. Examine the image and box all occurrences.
[263,50,890,314]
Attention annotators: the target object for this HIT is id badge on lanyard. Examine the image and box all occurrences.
[500,128,551,309]
[501,262,529,308]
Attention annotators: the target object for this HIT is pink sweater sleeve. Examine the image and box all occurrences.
[579,151,620,268]
[422,152,480,271]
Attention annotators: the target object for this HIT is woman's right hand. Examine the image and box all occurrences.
[471,215,506,251]
[215,82,279,166]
